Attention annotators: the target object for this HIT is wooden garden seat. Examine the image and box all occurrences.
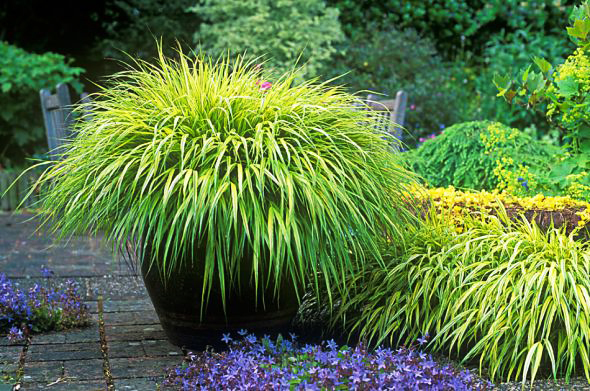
[365,90,407,143]
[39,83,90,161]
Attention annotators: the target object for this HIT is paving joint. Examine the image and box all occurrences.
[98,295,115,391]
[12,331,31,390]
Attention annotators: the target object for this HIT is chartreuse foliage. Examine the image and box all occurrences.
[333,210,590,384]
[30,48,417,309]
[420,186,590,234]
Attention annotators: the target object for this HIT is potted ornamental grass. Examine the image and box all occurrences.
[31,48,418,348]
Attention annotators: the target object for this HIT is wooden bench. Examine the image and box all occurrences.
[0,169,40,211]
[365,90,407,143]
[39,83,90,161]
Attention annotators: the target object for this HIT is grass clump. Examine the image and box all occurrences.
[29,47,417,308]
[333,211,590,384]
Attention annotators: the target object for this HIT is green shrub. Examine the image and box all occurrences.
[190,0,344,80]
[407,121,557,194]
[31,48,418,308]
[322,28,470,143]
[334,211,590,383]
[328,0,570,59]
[467,28,572,136]
[0,42,84,166]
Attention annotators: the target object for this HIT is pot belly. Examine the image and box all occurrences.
[140,254,299,350]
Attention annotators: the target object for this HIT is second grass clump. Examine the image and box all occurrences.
[332,210,590,384]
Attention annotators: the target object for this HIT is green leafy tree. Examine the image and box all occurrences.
[190,0,344,79]
[495,1,590,199]
[98,0,195,60]
[328,0,572,59]
[322,27,470,143]
[0,42,84,167]
[468,28,572,134]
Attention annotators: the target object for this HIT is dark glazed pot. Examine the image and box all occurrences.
[140,248,300,350]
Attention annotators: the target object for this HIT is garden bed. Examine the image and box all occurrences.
[421,187,590,235]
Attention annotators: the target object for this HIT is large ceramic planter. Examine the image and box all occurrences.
[140,247,299,349]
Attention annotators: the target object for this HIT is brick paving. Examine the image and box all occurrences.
[0,213,183,390]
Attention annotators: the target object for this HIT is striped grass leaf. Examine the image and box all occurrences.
[29,47,418,313]
[334,210,590,384]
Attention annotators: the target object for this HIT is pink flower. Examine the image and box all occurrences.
[419,137,425,143]
[259,81,272,92]
[410,104,416,110]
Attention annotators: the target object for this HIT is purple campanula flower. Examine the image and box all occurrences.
[7,326,24,343]
[40,266,54,278]
[221,333,232,344]
[162,334,494,390]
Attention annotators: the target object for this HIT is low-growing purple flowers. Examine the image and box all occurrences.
[164,332,493,390]
[0,269,89,342]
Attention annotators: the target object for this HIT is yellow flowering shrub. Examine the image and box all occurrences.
[419,186,590,234]
[480,123,543,196]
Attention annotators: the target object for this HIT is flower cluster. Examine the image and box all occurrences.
[0,270,89,342]
[420,186,590,233]
[549,47,590,126]
[479,123,538,195]
[163,332,493,390]
[255,79,272,92]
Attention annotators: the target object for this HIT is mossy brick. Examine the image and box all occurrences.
[114,377,163,390]
[109,356,181,379]
[105,324,165,342]
[107,341,146,359]
[64,325,100,343]
[62,359,104,381]
[28,342,101,362]
[141,340,182,357]
[23,361,64,383]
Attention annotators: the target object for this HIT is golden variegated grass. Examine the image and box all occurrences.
[29,48,418,312]
[335,210,590,384]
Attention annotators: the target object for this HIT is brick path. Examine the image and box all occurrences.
[0,213,184,390]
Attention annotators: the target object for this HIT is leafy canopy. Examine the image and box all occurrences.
[32,47,417,307]
[190,0,344,79]
[0,42,84,166]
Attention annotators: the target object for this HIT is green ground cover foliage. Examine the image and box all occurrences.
[407,121,557,194]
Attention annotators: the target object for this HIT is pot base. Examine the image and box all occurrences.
[154,305,298,350]
[140,252,300,350]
